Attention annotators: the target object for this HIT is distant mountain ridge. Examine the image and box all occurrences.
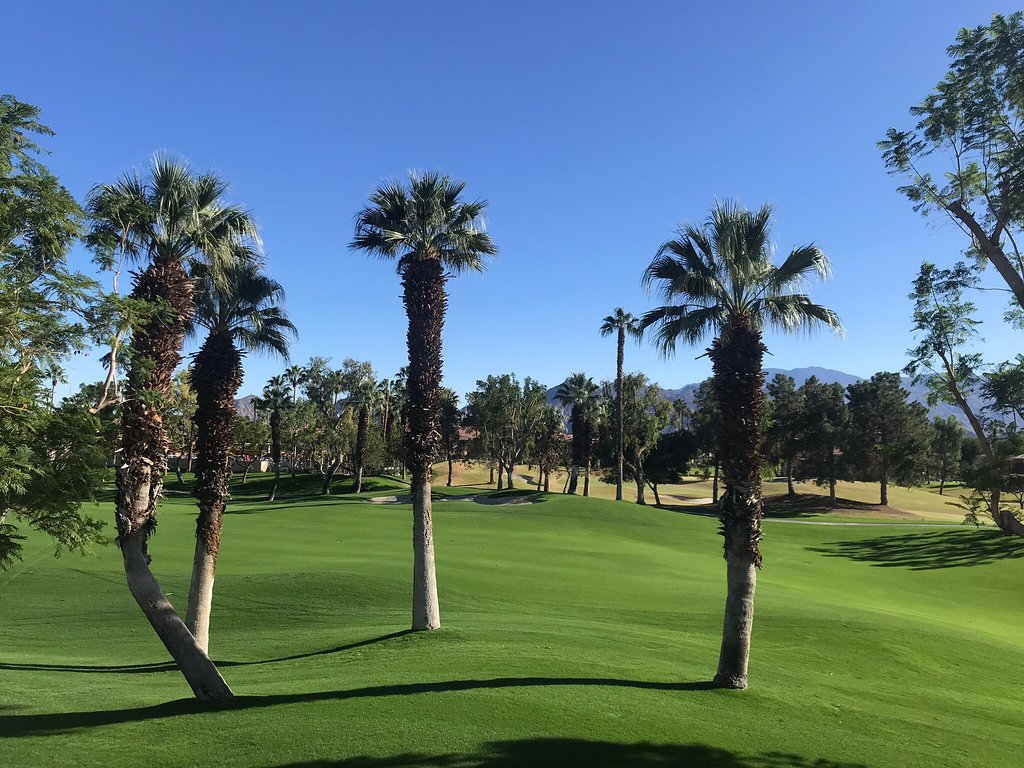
[544,366,980,427]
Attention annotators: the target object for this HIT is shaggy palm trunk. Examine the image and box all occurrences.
[567,405,583,495]
[186,330,243,654]
[710,315,766,690]
[354,404,369,493]
[268,409,282,502]
[615,328,625,501]
[115,257,232,701]
[403,258,444,631]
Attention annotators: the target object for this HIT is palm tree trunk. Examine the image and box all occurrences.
[402,258,445,631]
[710,315,766,690]
[186,330,242,654]
[583,455,591,497]
[268,409,282,501]
[616,328,625,501]
[115,256,232,700]
[354,405,369,493]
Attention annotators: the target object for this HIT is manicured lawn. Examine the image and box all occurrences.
[1,474,1022,767]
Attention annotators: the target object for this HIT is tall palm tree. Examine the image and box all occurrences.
[85,155,257,701]
[556,373,599,495]
[186,259,294,654]
[263,376,291,502]
[349,376,379,493]
[641,200,841,690]
[352,171,496,631]
[599,308,642,501]
[283,365,307,475]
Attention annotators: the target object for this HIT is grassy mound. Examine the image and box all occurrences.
[1,477,1022,766]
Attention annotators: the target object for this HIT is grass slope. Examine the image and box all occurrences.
[1,474,1022,767]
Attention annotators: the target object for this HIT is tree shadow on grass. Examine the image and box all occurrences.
[0,679,716,737]
[809,529,1024,569]
[0,631,413,675]
[267,739,866,767]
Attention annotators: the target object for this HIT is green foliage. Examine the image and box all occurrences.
[797,376,849,491]
[619,372,672,484]
[765,374,804,474]
[0,96,108,568]
[846,373,931,494]
[466,374,548,473]
[930,416,965,490]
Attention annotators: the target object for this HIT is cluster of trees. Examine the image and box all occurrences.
[5,10,1024,705]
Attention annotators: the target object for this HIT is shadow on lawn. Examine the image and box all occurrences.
[265,740,867,768]
[0,679,716,737]
[0,631,413,675]
[810,529,1024,569]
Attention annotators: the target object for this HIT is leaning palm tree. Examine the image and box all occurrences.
[599,309,642,501]
[640,200,841,690]
[263,376,291,501]
[352,171,496,631]
[85,155,257,701]
[556,373,599,495]
[186,259,294,653]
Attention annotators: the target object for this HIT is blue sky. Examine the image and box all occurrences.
[5,1,1021,401]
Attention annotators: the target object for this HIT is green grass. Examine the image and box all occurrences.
[1,474,1022,767]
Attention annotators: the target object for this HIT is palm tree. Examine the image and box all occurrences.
[640,200,841,690]
[599,309,642,501]
[284,364,307,404]
[349,376,379,493]
[556,373,599,495]
[85,155,257,701]
[186,259,294,654]
[283,365,307,475]
[352,171,496,632]
[263,376,291,502]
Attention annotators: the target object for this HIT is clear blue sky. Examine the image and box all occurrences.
[5,1,1021,401]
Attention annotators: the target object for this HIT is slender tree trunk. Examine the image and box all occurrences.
[567,464,579,494]
[786,459,794,497]
[583,454,591,497]
[544,470,550,493]
[268,409,282,501]
[616,328,625,501]
[488,464,494,484]
[506,462,515,489]
[321,453,341,495]
[496,462,504,490]
[710,315,767,690]
[829,476,836,506]
[635,469,646,505]
[354,404,369,494]
[402,258,445,631]
[939,474,945,496]
[447,454,453,487]
[880,471,888,506]
[175,462,184,484]
[241,462,251,484]
[652,483,661,506]
[187,330,241,654]
[712,461,720,504]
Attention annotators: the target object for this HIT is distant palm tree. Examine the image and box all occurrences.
[352,171,496,631]
[641,200,841,690]
[599,308,642,501]
[186,259,294,653]
[349,376,379,493]
[263,376,291,502]
[86,155,257,701]
[556,373,599,495]
[284,364,307,404]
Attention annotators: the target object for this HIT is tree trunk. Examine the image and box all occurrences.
[175,462,184,484]
[447,454,453,487]
[321,453,341,495]
[583,455,590,497]
[488,464,494,484]
[714,540,757,689]
[616,327,625,501]
[115,255,231,700]
[506,462,515,489]
[709,314,766,690]
[241,462,251,484]
[635,471,646,505]
[268,409,282,501]
[122,531,232,700]
[939,475,945,495]
[544,470,550,493]
[786,459,794,497]
[402,257,445,632]
[712,461,720,504]
[354,404,369,494]
[947,200,1024,309]
[651,483,661,506]
[496,462,504,490]
[187,330,242,654]
[829,476,836,507]
[880,471,888,506]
